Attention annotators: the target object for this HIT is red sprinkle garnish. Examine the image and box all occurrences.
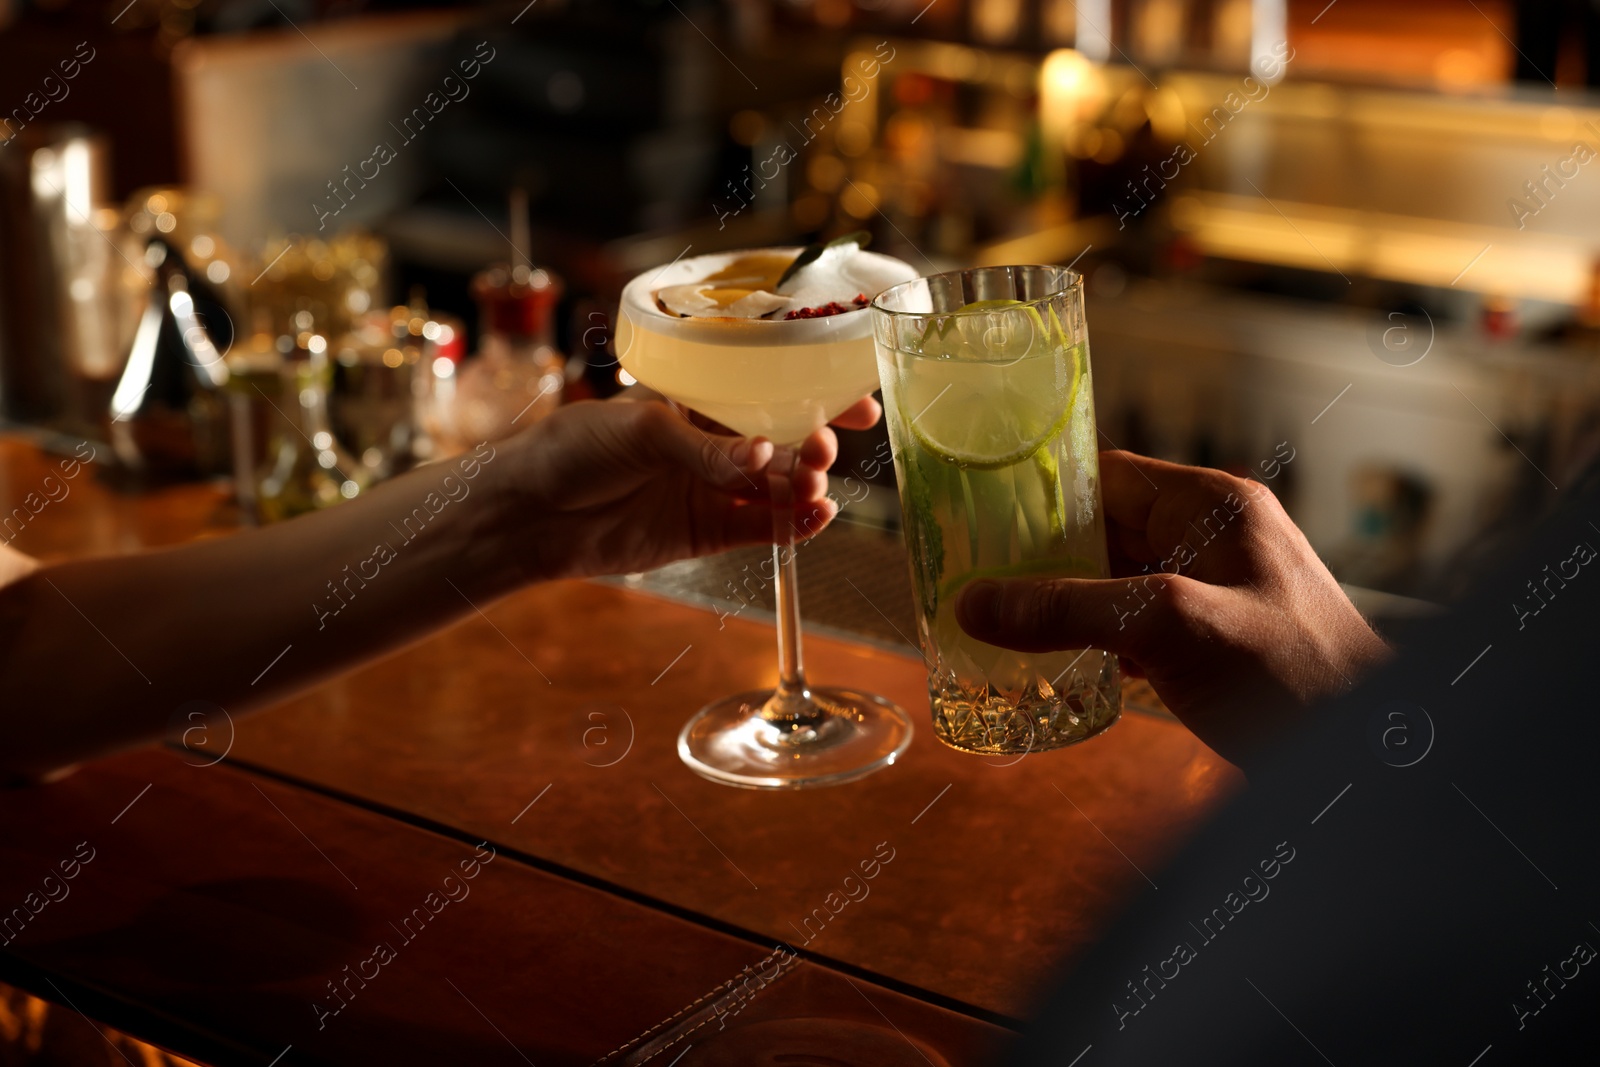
[784,293,870,320]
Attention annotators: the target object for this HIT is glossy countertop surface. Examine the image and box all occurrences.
[0,433,1242,1062]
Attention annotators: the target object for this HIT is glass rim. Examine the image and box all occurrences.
[618,247,914,347]
[869,264,1084,318]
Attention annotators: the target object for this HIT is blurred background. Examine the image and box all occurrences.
[3,0,1598,649]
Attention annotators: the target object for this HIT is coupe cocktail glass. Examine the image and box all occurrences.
[616,248,917,788]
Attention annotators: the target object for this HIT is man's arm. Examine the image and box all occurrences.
[957,451,1393,769]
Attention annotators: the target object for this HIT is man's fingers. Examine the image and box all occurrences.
[955,572,1207,660]
[829,396,882,431]
[1096,451,1166,531]
[1098,450,1270,575]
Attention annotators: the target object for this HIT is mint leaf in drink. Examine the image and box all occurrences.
[776,230,872,289]
[903,448,945,620]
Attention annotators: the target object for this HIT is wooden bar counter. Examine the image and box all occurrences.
[0,435,1243,1066]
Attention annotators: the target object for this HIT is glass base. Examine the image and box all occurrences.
[677,687,913,790]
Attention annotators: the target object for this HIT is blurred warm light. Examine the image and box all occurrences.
[1145,85,1188,143]
[836,121,872,157]
[807,154,846,193]
[939,127,1023,168]
[1132,0,1186,66]
[1175,192,1590,304]
[617,368,637,387]
[972,0,1024,45]
[1041,0,1076,45]
[840,181,880,219]
[884,111,933,164]
[1433,48,1486,91]
[1039,50,1106,148]
[1042,48,1091,99]
[1540,107,1578,140]
[894,73,935,108]
[1284,3,1506,88]
[1169,194,1202,231]
[206,260,230,283]
[1214,0,1253,66]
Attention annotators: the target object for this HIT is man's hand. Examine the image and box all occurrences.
[955,451,1392,768]
[499,395,880,581]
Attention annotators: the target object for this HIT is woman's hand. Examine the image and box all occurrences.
[955,451,1393,768]
[496,395,881,581]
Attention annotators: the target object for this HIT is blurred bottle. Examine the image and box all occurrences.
[107,237,233,480]
[449,263,565,446]
[223,311,284,523]
[1545,256,1600,353]
[330,297,425,484]
[250,232,386,340]
[0,125,128,431]
[255,342,370,523]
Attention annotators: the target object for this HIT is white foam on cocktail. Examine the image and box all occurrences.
[648,243,912,321]
[656,283,790,319]
[775,242,909,310]
[616,247,916,442]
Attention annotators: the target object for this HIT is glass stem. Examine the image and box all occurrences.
[763,448,818,725]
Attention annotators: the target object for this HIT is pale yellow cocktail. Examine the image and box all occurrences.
[616,247,915,444]
[613,240,918,789]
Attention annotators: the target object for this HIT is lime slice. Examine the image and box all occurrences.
[902,299,1078,469]
[1034,445,1068,541]
[917,298,1043,348]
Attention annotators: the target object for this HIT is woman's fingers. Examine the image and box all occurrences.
[630,403,773,492]
[829,395,882,431]
[789,463,830,504]
[798,424,840,472]
[718,498,839,547]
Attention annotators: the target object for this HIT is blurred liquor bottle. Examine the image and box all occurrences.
[254,341,370,524]
[107,234,233,481]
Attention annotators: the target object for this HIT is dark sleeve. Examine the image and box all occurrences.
[1009,460,1600,1066]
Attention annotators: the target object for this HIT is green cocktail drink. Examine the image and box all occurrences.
[871,266,1121,755]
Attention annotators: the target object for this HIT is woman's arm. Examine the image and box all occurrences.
[0,397,868,778]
